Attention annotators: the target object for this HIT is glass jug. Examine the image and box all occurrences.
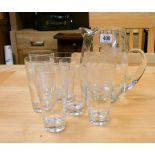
[79,27,147,102]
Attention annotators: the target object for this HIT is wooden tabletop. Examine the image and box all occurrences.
[0,65,155,142]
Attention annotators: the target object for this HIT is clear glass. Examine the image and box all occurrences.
[54,52,86,116]
[53,53,72,106]
[29,49,54,57]
[65,63,85,116]
[82,53,114,126]
[35,64,66,133]
[24,52,53,113]
[80,27,147,102]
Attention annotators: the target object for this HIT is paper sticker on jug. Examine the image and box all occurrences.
[100,34,112,43]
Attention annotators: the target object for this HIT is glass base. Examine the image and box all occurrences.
[45,125,65,133]
[89,111,109,126]
[65,101,84,116]
[33,108,42,113]
[44,117,66,133]
[32,101,41,113]
[66,110,83,116]
[90,119,108,126]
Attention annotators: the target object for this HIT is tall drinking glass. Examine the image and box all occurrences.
[82,53,115,126]
[24,51,53,112]
[54,52,86,116]
[35,62,67,133]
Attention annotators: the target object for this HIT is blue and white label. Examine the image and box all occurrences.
[100,34,112,43]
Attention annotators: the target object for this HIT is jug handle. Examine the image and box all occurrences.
[125,48,147,91]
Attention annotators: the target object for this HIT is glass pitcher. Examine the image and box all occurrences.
[79,27,147,102]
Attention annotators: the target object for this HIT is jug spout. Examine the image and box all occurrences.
[79,27,98,63]
[79,27,98,37]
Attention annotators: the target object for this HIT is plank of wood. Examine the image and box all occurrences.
[89,12,155,28]
[147,27,155,53]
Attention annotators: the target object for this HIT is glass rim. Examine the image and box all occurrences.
[24,56,52,64]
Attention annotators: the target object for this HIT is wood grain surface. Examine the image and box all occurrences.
[89,12,155,28]
[0,64,155,142]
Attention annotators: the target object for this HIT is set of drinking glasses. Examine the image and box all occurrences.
[24,27,147,133]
